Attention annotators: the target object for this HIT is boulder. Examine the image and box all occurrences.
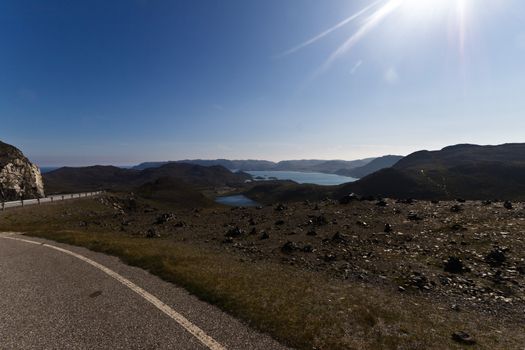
[0,141,44,201]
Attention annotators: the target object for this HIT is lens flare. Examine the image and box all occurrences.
[280,0,476,73]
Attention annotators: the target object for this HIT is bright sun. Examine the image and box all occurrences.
[398,0,468,20]
[280,0,474,72]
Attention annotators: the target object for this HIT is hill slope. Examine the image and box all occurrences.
[44,163,251,193]
[338,143,525,200]
[336,155,403,178]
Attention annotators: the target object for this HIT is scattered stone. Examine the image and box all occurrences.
[223,237,234,244]
[456,198,466,203]
[451,223,465,231]
[275,219,285,226]
[302,244,315,253]
[155,213,175,225]
[451,331,476,345]
[226,226,245,237]
[174,221,186,228]
[407,211,422,221]
[260,232,270,240]
[312,215,328,226]
[407,272,433,291]
[486,248,506,267]
[504,201,513,210]
[450,205,462,213]
[397,198,414,204]
[339,193,361,204]
[275,203,287,212]
[307,230,317,236]
[444,257,465,274]
[281,241,299,253]
[145,228,160,238]
[331,232,348,243]
[356,220,369,227]
[323,253,337,262]
[376,199,388,207]
[384,223,393,233]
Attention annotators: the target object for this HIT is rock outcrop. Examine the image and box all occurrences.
[0,141,45,201]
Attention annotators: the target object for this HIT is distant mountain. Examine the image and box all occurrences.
[338,143,525,200]
[43,163,251,193]
[43,166,136,193]
[133,159,276,171]
[336,155,403,178]
[132,158,376,174]
[272,159,374,173]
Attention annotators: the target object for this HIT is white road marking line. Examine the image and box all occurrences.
[0,233,226,350]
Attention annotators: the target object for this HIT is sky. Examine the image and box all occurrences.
[2,0,525,166]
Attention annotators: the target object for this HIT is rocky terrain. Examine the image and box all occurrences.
[0,141,44,201]
[60,194,525,328]
[3,191,525,348]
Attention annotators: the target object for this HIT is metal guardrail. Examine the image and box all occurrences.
[1,191,104,211]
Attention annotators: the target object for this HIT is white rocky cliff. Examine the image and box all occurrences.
[0,140,45,201]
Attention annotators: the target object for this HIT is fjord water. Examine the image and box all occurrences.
[247,170,357,186]
[216,195,259,207]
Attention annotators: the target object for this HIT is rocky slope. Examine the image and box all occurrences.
[0,141,45,201]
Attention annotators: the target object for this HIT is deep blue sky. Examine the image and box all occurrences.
[2,0,525,166]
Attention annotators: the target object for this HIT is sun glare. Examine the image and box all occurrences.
[398,0,467,20]
[281,0,476,73]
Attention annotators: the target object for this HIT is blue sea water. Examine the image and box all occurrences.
[246,170,357,186]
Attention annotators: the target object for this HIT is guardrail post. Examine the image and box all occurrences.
[62,195,65,201]
[51,196,54,202]
[1,202,4,211]
[21,198,24,207]
[37,198,41,205]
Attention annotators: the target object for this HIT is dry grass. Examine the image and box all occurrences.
[1,200,524,349]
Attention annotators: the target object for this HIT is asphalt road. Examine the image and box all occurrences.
[0,233,290,350]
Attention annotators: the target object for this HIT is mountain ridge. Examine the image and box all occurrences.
[132,157,378,175]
